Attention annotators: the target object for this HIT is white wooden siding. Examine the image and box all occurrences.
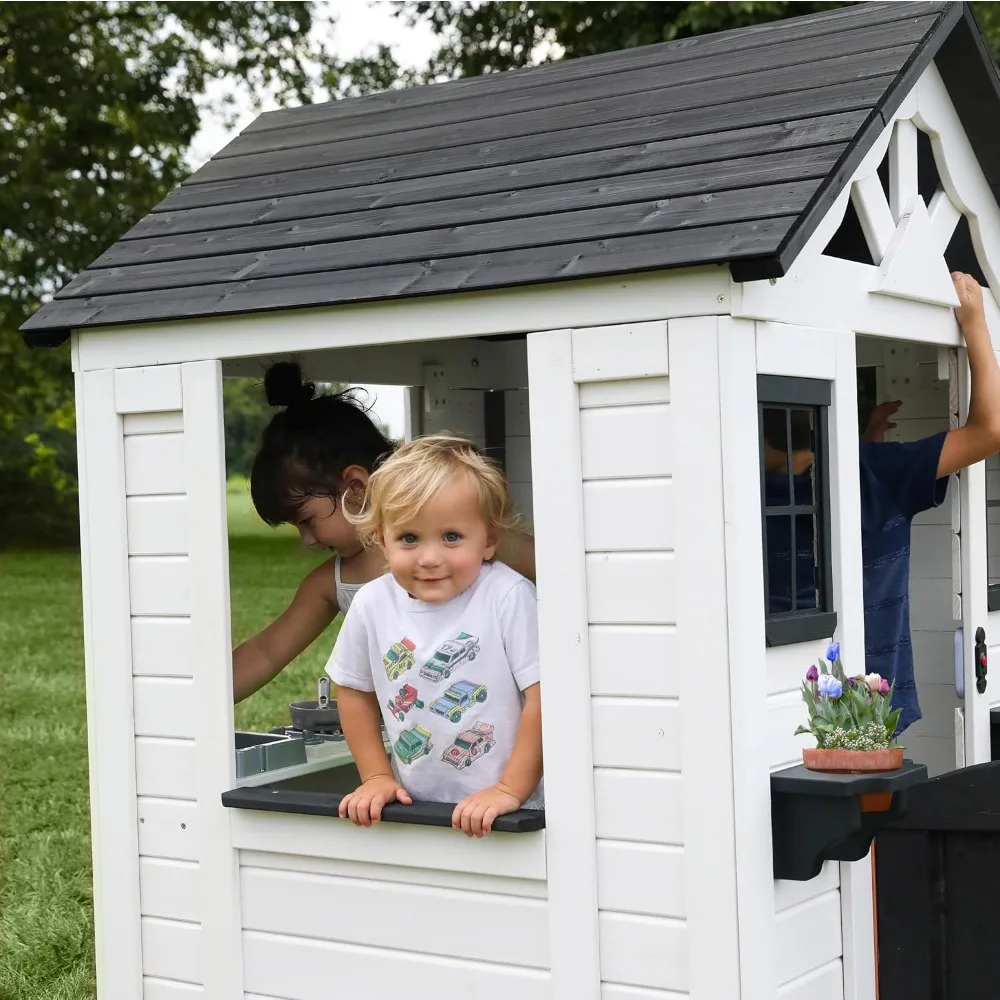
[506,387,534,526]
[576,350,691,998]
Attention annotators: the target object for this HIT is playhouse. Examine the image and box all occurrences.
[21,2,1000,998]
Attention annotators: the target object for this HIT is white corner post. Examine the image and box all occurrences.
[75,368,144,999]
[717,317,777,1000]
[670,317,743,998]
[181,360,244,998]
[526,328,601,1000]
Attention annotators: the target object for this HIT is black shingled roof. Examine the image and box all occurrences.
[21,1,1000,346]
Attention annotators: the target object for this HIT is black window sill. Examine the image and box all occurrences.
[988,585,1000,613]
[766,610,838,647]
[221,763,545,834]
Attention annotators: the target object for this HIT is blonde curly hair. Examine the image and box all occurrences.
[346,434,522,549]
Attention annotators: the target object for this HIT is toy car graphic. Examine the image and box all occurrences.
[383,637,416,681]
[386,683,425,722]
[442,721,495,769]
[418,632,480,682]
[394,725,432,764]
[429,680,488,724]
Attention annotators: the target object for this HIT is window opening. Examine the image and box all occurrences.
[822,197,872,265]
[988,454,1000,612]
[946,213,989,289]
[916,129,942,206]
[758,376,838,646]
[857,366,879,438]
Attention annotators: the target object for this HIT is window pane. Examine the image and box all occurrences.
[765,513,793,614]
[761,407,791,506]
[789,408,817,506]
[794,513,820,611]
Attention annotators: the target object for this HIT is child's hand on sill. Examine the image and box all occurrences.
[452,783,521,838]
[339,774,412,826]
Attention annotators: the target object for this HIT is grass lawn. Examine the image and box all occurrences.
[0,480,341,999]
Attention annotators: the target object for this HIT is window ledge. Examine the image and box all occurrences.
[221,764,545,834]
[766,611,838,647]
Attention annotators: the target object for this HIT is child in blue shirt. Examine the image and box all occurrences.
[767,272,1000,734]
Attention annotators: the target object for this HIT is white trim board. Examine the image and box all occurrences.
[73,268,729,372]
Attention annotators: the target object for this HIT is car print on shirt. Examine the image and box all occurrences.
[386,683,424,722]
[418,632,480,682]
[383,637,416,681]
[442,721,496,769]
[394,725,433,764]
[429,679,488,724]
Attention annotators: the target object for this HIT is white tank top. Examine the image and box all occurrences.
[334,555,365,616]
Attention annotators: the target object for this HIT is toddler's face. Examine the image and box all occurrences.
[380,474,496,603]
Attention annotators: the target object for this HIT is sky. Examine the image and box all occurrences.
[192,1,441,438]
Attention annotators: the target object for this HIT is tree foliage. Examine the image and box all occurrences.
[1,1,320,545]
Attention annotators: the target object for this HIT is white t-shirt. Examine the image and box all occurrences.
[327,561,543,808]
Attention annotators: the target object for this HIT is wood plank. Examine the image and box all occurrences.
[241,2,931,137]
[134,737,198,799]
[124,411,185,435]
[591,697,681,771]
[579,378,670,409]
[238,850,548,900]
[107,153,839,267]
[243,932,551,1000]
[598,913,688,993]
[127,496,190,556]
[160,107,871,214]
[129,557,192,617]
[572,321,669,382]
[23,220,793,333]
[66,182,821,298]
[229,810,547,880]
[186,48,909,183]
[583,479,673,552]
[240,866,549,968]
[131,618,194,677]
[596,841,685,918]
[589,625,679,699]
[525,326,601,1000]
[774,890,843,986]
[755,322,838,378]
[143,977,203,999]
[133,677,196,738]
[221,17,932,158]
[137,797,200,862]
[776,961,844,1000]
[580,405,671,480]
[139,857,200,922]
[123,434,186,496]
[585,553,676,625]
[593,768,683,845]
[115,365,182,414]
[141,917,202,985]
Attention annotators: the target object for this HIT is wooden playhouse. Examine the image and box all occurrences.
[21,3,1000,998]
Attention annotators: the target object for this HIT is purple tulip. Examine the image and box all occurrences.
[880,679,890,695]
[806,665,819,682]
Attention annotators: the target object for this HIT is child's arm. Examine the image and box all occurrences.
[232,559,338,702]
[938,272,1000,477]
[452,682,543,837]
[337,686,412,825]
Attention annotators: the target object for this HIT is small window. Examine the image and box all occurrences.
[757,376,838,646]
[988,453,1000,612]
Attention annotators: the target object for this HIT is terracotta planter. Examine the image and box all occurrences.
[802,747,904,774]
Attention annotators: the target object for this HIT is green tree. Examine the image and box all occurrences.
[2,1,321,545]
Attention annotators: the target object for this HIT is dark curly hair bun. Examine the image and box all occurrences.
[264,361,316,408]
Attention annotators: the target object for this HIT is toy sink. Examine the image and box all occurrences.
[234,730,307,778]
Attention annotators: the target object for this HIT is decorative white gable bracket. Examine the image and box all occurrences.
[871,195,960,308]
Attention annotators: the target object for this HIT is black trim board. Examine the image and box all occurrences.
[221,765,545,833]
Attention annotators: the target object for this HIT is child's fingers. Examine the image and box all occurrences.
[395,786,413,805]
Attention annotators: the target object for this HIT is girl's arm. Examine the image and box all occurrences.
[232,559,338,702]
[496,529,536,582]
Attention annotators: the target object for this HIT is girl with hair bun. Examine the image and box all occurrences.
[232,363,536,702]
